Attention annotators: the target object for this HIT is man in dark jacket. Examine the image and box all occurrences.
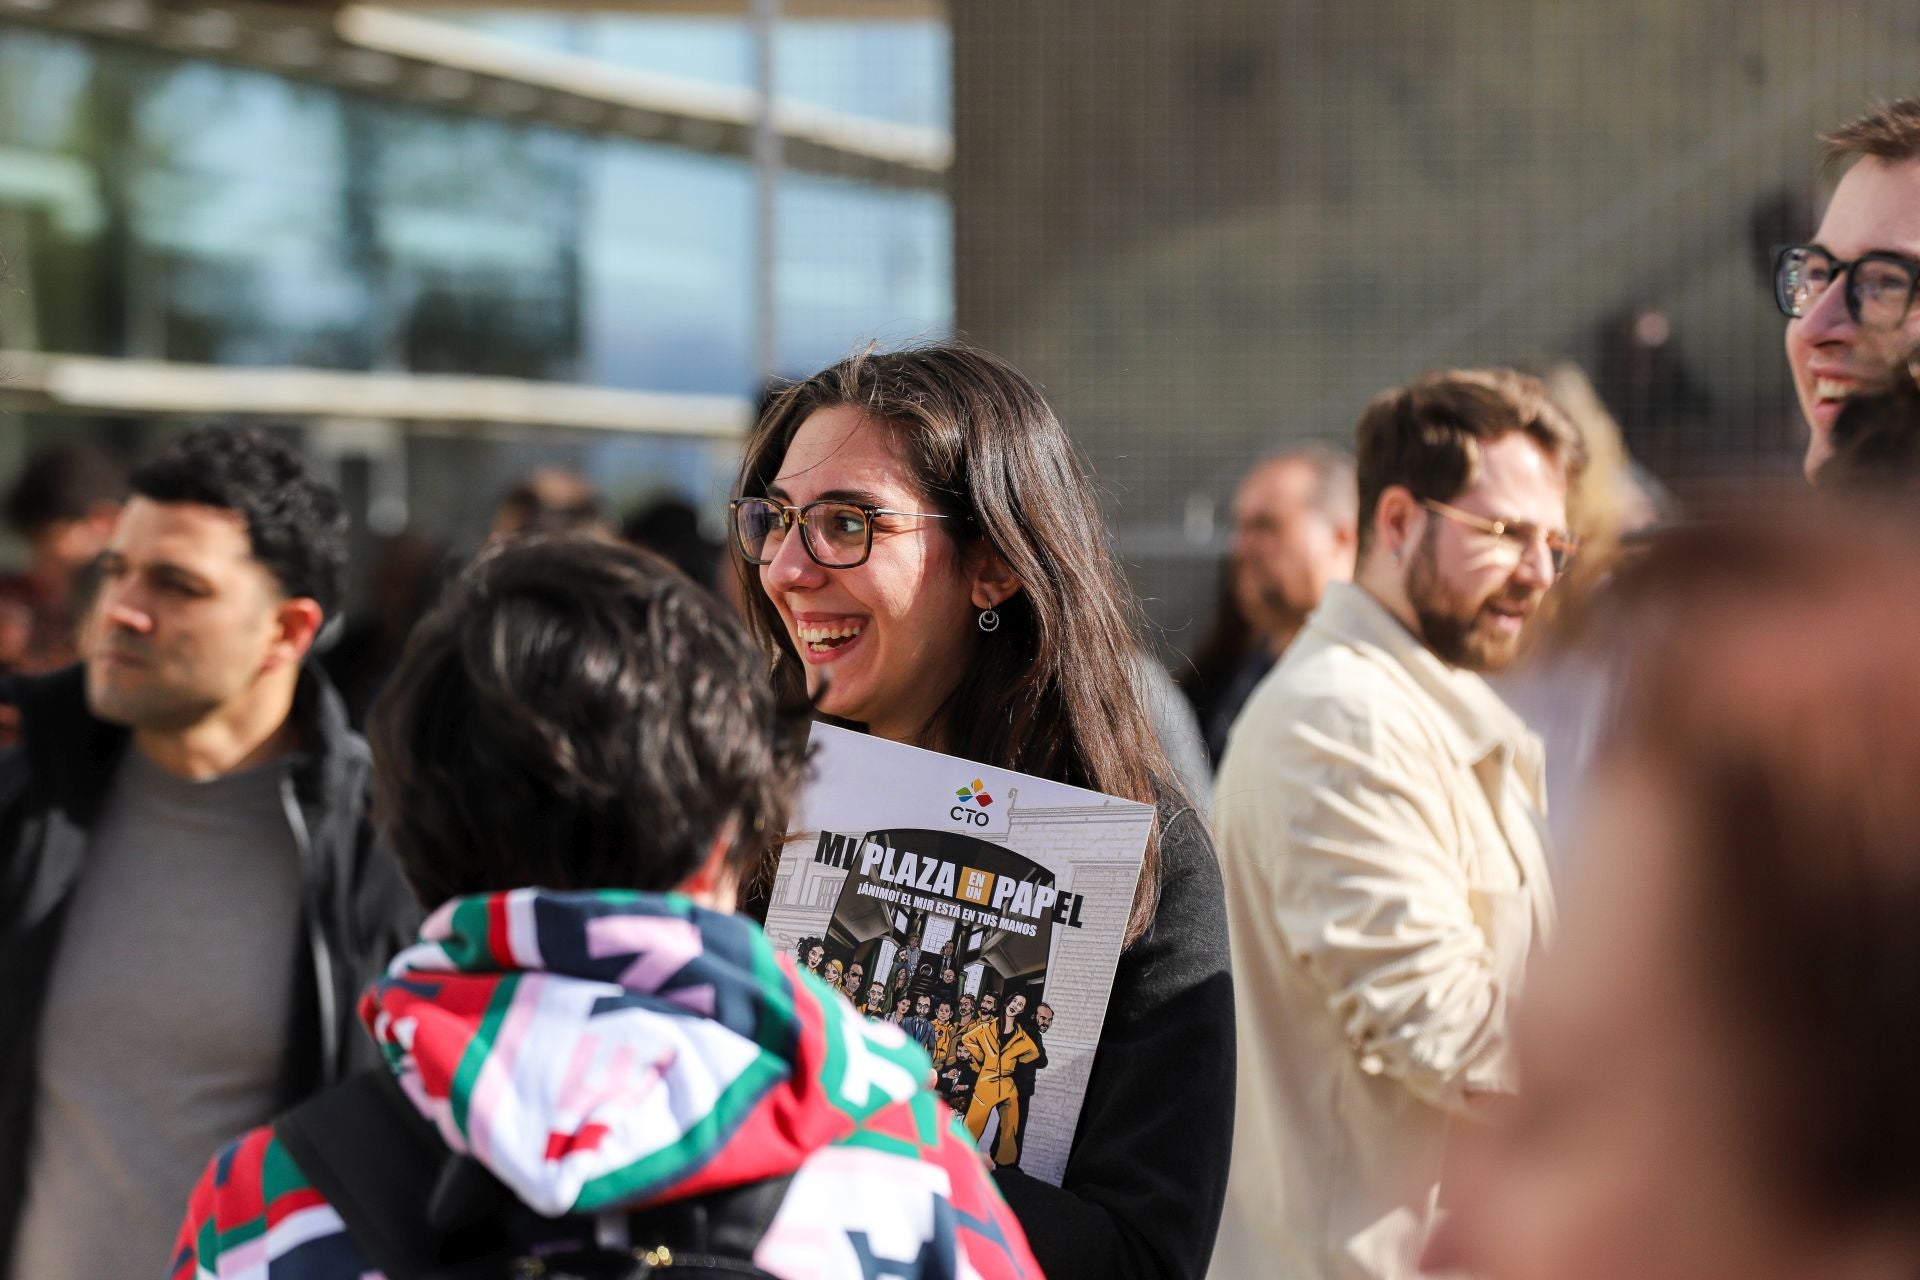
[0,427,417,1280]
[1008,1000,1051,1168]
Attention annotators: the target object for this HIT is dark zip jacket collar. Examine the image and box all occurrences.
[3,661,350,827]
[0,662,420,1279]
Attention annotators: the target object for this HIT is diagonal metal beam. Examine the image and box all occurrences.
[0,349,753,437]
[0,0,949,190]
[271,0,943,15]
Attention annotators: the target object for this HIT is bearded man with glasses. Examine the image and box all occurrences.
[1211,369,1583,1280]
[1779,98,1920,481]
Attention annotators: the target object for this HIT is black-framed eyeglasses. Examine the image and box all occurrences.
[1773,244,1920,329]
[1421,499,1579,576]
[729,497,953,569]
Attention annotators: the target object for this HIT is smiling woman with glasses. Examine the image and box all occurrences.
[730,342,1234,1280]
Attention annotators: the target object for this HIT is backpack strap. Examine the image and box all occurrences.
[619,1171,795,1271]
[275,1069,795,1279]
[274,1067,511,1280]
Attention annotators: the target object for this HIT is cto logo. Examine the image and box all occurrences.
[950,779,994,826]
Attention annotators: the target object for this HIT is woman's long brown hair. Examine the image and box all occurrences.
[733,343,1179,946]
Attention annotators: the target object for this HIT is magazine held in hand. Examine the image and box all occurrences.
[764,723,1153,1186]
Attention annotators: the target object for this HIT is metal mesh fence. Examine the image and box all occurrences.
[953,0,1920,648]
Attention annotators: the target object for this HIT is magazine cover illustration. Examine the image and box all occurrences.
[765,723,1153,1187]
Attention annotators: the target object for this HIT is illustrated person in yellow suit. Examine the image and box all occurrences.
[962,992,1043,1168]
[931,997,959,1066]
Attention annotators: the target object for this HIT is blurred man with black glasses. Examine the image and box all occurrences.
[1777,99,1920,481]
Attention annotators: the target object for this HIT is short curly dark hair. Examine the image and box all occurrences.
[368,534,808,910]
[130,426,347,617]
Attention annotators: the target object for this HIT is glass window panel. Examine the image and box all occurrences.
[872,938,898,993]
[129,60,367,365]
[0,11,953,412]
[0,29,93,152]
[775,174,951,377]
[776,21,951,128]
[435,12,949,127]
[582,146,753,394]
[920,916,956,958]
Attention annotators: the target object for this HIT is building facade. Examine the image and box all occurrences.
[0,1,952,571]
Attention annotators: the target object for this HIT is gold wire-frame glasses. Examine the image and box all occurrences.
[1420,498,1579,576]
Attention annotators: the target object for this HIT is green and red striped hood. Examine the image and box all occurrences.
[361,890,964,1214]
[173,890,1041,1279]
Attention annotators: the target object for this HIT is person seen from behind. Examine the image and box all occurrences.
[491,466,607,537]
[170,534,1040,1279]
[1424,513,1920,1280]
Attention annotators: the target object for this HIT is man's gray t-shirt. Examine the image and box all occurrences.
[10,749,304,1280]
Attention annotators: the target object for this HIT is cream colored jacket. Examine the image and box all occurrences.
[1209,583,1556,1280]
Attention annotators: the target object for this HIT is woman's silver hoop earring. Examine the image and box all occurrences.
[977,607,1000,633]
